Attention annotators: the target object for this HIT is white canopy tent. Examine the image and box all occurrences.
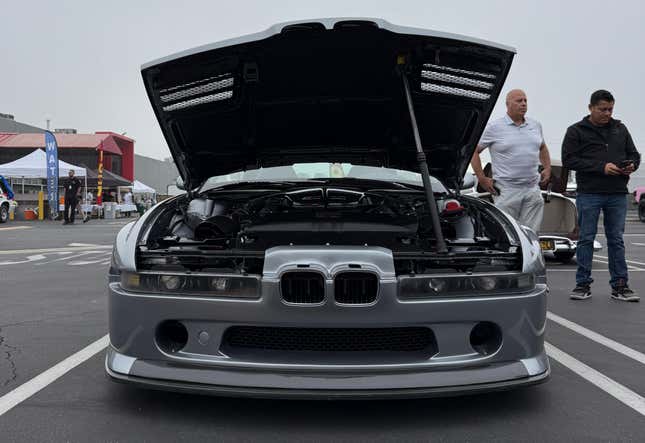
[0,149,87,219]
[0,149,86,178]
[133,180,156,194]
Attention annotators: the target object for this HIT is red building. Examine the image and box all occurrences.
[0,131,134,181]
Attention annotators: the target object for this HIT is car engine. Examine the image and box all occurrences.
[138,185,522,275]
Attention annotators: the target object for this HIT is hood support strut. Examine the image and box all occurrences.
[398,61,448,254]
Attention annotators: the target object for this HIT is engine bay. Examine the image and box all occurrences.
[139,183,521,275]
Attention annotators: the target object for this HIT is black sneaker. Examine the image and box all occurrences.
[570,285,592,300]
[611,285,640,302]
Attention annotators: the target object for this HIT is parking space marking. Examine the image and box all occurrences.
[548,269,645,272]
[547,312,645,366]
[0,334,109,417]
[631,243,645,247]
[0,226,31,231]
[545,342,645,417]
[68,252,112,266]
[34,251,108,266]
[594,255,645,266]
[0,245,111,256]
[598,234,645,236]
[592,258,644,271]
[595,254,645,269]
[0,254,47,266]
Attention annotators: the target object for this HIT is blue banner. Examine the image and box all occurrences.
[45,131,59,219]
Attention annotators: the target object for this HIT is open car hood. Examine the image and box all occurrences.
[142,18,514,190]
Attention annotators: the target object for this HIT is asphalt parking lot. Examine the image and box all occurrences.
[0,216,644,442]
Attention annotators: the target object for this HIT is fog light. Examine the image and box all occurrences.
[156,320,188,353]
[160,275,183,291]
[210,277,229,291]
[470,322,502,355]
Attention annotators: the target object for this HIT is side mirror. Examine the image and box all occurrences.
[461,173,476,190]
[175,176,185,190]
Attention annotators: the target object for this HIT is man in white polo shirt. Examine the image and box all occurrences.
[471,89,552,232]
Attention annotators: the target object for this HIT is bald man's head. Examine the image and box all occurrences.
[506,89,528,122]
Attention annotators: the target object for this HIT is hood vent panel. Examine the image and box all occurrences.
[420,63,496,101]
[160,73,234,112]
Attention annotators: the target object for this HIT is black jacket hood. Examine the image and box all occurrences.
[142,18,515,190]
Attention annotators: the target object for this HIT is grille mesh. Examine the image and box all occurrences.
[281,272,325,304]
[334,272,378,304]
[160,78,234,102]
[223,326,436,352]
[160,73,234,111]
[162,91,233,112]
[421,83,491,100]
[420,63,496,101]
[422,63,497,79]
[421,71,494,90]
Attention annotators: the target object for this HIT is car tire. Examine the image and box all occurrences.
[554,251,575,264]
[639,200,645,222]
[0,204,8,223]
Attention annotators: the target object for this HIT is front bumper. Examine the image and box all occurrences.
[106,347,550,399]
[106,277,550,398]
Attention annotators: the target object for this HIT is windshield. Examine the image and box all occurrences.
[201,163,446,192]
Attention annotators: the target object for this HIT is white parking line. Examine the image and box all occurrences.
[0,254,47,266]
[548,269,645,272]
[68,252,112,266]
[593,258,643,271]
[598,233,645,236]
[631,243,645,247]
[595,254,645,268]
[0,335,109,417]
[547,312,645,366]
[0,245,112,256]
[545,342,645,417]
[0,226,31,231]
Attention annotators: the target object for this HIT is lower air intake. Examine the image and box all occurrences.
[223,326,436,353]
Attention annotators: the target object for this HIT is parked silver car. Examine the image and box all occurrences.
[106,18,549,398]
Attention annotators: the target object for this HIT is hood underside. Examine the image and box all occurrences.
[142,18,514,189]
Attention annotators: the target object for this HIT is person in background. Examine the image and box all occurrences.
[123,189,133,205]
[74,189,90,223]
[471,89,551,233]
[62,169,81,225]
[563,90,641,302]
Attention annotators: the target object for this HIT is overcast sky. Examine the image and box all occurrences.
[2,0,644,161]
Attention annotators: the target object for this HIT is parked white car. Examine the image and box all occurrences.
[0,175,17,223]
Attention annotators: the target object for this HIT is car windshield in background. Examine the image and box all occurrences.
[201,163,446,192]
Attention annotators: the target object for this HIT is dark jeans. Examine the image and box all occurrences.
[64,194,77,222]
[575,193,628,288]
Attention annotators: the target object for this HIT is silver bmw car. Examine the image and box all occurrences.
[106,18,549,398]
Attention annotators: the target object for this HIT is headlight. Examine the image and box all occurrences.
[120,272,260,299]
[399,273,535,299]
[428,278,448,293]
[160,275,184,291]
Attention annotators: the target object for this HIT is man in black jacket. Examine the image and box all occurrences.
[62,169,82,225]
[562,90,640,302]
